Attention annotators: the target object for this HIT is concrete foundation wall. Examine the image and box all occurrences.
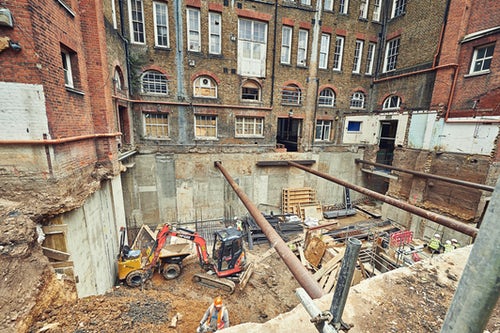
[63,177,125,298]
[121,150,366,227]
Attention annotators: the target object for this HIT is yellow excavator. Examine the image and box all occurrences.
[117,224,253,293]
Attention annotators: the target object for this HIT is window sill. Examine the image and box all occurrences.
[144,137,171,141]
[57,0,75,17]
[235,135,265,139]
[154,46,171,51]
[464,70,490,78]
[195,137,218,141]
[281,103,302,106]
[65,86,85,96]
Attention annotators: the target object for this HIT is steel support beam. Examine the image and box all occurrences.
[355,159,494,192]
[214,161,325,299]
[287,161,478,238]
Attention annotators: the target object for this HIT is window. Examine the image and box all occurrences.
[469,44,495,74]
[282,84,301,104]
[301,0,311,5]
[352,40,364,73]
[324,0,333,11]
[318,88,335,107]
[391,0,406,18]
[297,29,309,66]
[144,113,169,138]
[238,19,268,77]
[209,12,221,55]
[195,115,217,139]
[339,0,349,14]
[383,38,400,72]
[281,26,292,64]
[373,0,381,21]
[235,117,264,137]
[333,36,344,71]
[241,80,261,101]
[315,120,332,141]
[141,70,168,94]
[187,8,200,52]
[153,2,169,48]
[350,92,365,109]
[114,67,124,91]
[319,34,330,69]
[365,42,376,75]
[111,0,118,29]
[347,121,362,132]
[61,50,74,88]
[359,0,369,19]
[129,0,145,44]
[194,76,217,98]
[383,95,402,110]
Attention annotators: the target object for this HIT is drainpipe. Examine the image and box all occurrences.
[355,159,495,192]
[118,0,132,97]
[270,0,278,107]
[0,132,122,145]
[174,0,188,144]
[214,161,325,299]
[440,177,500,332]
[287,161,478,237]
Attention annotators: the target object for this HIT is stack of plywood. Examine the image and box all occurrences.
[282,187,319,217]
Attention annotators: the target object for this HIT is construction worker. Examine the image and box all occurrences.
[428,234,441,254]
[198,296,229,332]
[451,239,460,249]
[443,240,454,253]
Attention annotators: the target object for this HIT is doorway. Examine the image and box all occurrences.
[277,117,302,152]
[376,120,398,165]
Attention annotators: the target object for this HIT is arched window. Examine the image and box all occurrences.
[382,95,401,110]
[282,84,302,105]
[193,76,217,98]
[141,70,168,95]
[318,88,335,107]
[350,91,365,109]
[241,80,261,101]
[114,67,124,91]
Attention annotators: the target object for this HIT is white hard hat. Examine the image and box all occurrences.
[451,239,457,243]
[446,240,451,245]
[434,234,440,238]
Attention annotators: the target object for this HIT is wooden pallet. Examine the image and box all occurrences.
[282,187,318,215]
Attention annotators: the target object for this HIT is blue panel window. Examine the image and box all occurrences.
[347,121,362,132]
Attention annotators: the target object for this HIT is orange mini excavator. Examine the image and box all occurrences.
[117,224,253,293]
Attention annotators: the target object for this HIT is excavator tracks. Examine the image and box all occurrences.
[192,272,236,293]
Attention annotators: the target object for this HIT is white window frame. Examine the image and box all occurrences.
[333,36,344,71]
[144,113,169,138]
[195,115,218,139]
[350,92,365,109]
[238,19,268,77]
[365,42,376,75]
[301,0,311,5]
[61,50,74,88]
[111,0,118,29]
[315,120,332,141]
[339,0,349,14]
[352,40,364,73]
[319,34,330,69]
[193,76,217,98]
[383,38,400,72]
[318,88,335,107]
[281,26,292,64]
[187,8,201,52]
[469,44,495,74]
[235,117,264,137]
[359,0,369,19]
[391,0,406,18]
[209,12,222,55]
[241,80,261,101]
[297,29,309,66]
[129,0,145,44]
[282,84,302,105]
[373,0,381,21]
[141,70,168,95]
[324,0,333,11]
[383,95,402,110]
[153,2,169,48]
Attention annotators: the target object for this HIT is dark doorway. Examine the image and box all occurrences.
[277,117,302,152]
[118,105,131,148]
[376,120,398,165]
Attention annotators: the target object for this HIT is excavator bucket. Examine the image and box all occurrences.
[238,262,254,291]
